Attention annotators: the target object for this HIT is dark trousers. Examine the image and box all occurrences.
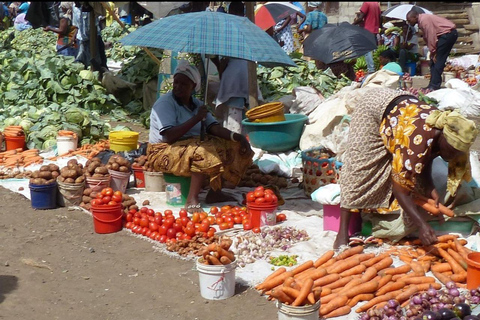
[429,29,458,90]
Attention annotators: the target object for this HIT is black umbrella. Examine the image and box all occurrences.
[303,22,377,64]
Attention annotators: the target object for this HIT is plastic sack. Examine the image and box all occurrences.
[310,184,341,205]
[361,69,400,89]
[26,2,59,29]
[426,84,480,117]
[315,115,350,162]
[289,86,325,117]
[448,54,479,69]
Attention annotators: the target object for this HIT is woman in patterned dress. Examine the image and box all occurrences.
[334,88,478,248]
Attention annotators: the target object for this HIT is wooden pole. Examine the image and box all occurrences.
[89,6,97,71]
[245,2,259,108]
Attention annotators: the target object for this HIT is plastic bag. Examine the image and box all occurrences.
[316,115,350,162]
[361,69,400,89]
[95,143,148,165]
[426,84,480,117]
[289,86,325,117]
[310,184,341,205]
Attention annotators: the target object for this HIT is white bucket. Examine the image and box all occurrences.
[277,301,320,320]
[144,171,165,192]
[443,71,456,83]
[196,257,236,300]
[108,169,131,193]
[57,135,78,156]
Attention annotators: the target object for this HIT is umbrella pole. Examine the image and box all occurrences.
[200,56,210,142]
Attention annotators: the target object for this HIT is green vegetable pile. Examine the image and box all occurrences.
[0,27,120,149]
[269,255,298,267]
[257,53,352,102]
[101,21,140,63]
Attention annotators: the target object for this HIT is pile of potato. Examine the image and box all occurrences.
[167,234,221,257]
[106,154,131,173]
[444,63,466,76]
[132,155,147,168]
[0,170,33,180]
[238,164,289,189]
[83,157,109,178]
[57,159,85,184]
[29,164,60,185]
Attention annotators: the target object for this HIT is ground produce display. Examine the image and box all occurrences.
[29,164,60,185]
[57,159,85,184]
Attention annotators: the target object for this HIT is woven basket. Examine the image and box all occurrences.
[301,147,342,197]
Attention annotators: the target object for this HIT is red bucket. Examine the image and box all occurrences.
[466,252,480,290]
[132,165,145,188]
[247,203,277,228]
[91,204,123,234]
[5,135,25,151]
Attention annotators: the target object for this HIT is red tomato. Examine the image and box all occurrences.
[224,216,234,224]
[233,215,243,224]
[166,238,177,244]
[271,195,278,203]
[113,190,122,198]
[210,206,219,214]
[126,213,133,222]
[184,226,195,236]
[216,217,224,225]
[179,209,188,218]
[243,222,252,231]
[147,209,155,216]
[148,216,155,222]
[95,193,104,200]
[145,229,152,238]
[191,212,200,224]
[172,222,183,233]
[254,197,265,204]
[159,235,167,243]
[199,212,208,222]
[264,193,273,203]
[175,231,184,239]
[140,218,149,228]
[166,228,176,239]
[133,225,141,234]
[125,222,133,229]
[254,190,264,198]
[219,222,230,230]
[158,225,168,235]
[133,217,140,226]
[163,217,174,228]
[149,222,159,232]
[252,227,261,233]
[101,187,113,196]
[108,201,118,206]
[91,199,102,206]
[206,216,215,225]
[164,209,173,216]
[183,235,192,241]
[112,194,122,203]
[149,231,158,240]
[276,213,287,222]
[180,216,190,227]
[141,227,149,236]
[128,208,137,214]
[154,215,163,225]
[206,229,215,238]
[134,211,142,218]
[198,223,209,233]
[254,186,265,193]
[220,205,231,213]
[140,207,148,214]
[246,191,256,203]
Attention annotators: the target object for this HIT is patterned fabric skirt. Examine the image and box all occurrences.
[146,135,253,191]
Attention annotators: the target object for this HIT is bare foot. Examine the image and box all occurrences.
[333,232,349,249]
[205,189,236,204]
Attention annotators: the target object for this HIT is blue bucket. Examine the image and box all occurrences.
[406,62,417,76]
[29,182,58,210]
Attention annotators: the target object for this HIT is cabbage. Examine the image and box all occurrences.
[64,108,85,125]
[42,139,57,150]
[39,125,60,140]
[111,125,132,132]
[79,70,95,81]
[19,119,34,131]
[4,117,18,126]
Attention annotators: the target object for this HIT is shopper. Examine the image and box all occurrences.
[353,2,381,74]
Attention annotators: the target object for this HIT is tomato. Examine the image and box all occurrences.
[264,193,273,203]
[254,186,264,193]
[183,235,192,241]
[91,199,102,206]
[180,216,190,227]
[141,227,149,236]
[172,222,183,233]
[128,208,137,215]
[216,217,224,225]
[220,205,231,213]
[179,209,188,218]
[210,206,219,214]
[158,235,167,243]
[166,228,176,239]
[206,229,215,238]
[252,227,261,233]
[224,216,234,224]
[154,215,163,225]
[164,209,173,216]
[254,197,265,204]
[233,215,243,224]
[175,231,184,239]
[145,229,152,238]
[264,188,274,195]
[149,222,159,232]
[132,225,141,234]
[243,222,252,231]
[148,216,155,222]
[139,218,149,228]
[140,207,148,214]
[276,213,287,222]
[199,212,208,222]
[132,217,140,226]
[112,194,122,203]
[191,212,200,224]
[125,222,133,229]
[163,217,174,228]
[166,238,177,244]
[254,190,264,198]
[184,226,195,236]
[113,190,122,197]
[96,192,104,200]
[206,216,216,225]
[108,201,118,206]
[101,187,113,196]
[198,223,209,233]
[219,222,230,230]
[147,209,155,216]
[149,231,158,240]
[227,221,234,229]
[246,191,256,203]
[134,211,142,218]
[271,195,278,203]
[158,224,168,235]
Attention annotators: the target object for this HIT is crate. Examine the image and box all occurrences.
[301,147,342,197]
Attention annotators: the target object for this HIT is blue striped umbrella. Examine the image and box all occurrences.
[120,11,296,67]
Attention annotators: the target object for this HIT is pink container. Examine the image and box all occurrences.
[323,204,362,236]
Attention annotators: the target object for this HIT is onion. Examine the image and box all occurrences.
[445,281,456,289]
[471,296,480,304]
[412,295,422,305]
[427,287,437,297]
[449,288,460,297]
[388,299,399,308]
[359,314,370,320]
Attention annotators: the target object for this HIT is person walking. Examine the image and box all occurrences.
[406,10,457,91]
[43,2,79,57]
[353,2,381,74]
[300,2,328,37]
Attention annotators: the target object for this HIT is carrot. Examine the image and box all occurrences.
[403,276,436,285]
[361,253,390,268]
[328,256,361,274]
[376,274,393,291]
[376,280,406,296]
[454,239,470,260]
[437,234,459,243]
[314,250,335,268]
[361,266,378,282]
[447,248,468,270]
[320,287,331,297]
[450,273,467,283]
[419,260,431,274]
[294,267,316,280]
[320,295,349,316]
[414,194,455,217]
[282,286,301,301]
[355,291,398,313]
[299,267,327,281]
[270,287,294,304]
[456,282,467,289]
[339,264,367,277]
[292,278,313,306]
[371,256,394,272]
[325,275,354,290]
[283,276,295,289]
[398,254,414,264]
[313,273,340,288]
[347,293,375,308]
[313,287,323,301]
[458,239,468,246]
[416,282,442,291]
[417,255,437,262]
[396,285,420,304]
[336,278,364,294]
[257,271,294,292]
[307,292,315,304]
[382,264,411,276]
[438,247,467,275]
[216,245,235,261]
[434,242,453,250]
[323,305,351,318]
[357,253,376,262]
[260,267,287,287]
[291,260,314,275]
[342,279,379,298]
[409,260,426,276]
[414,197,441,214]
[220,256,232,265]
[335,245,364,260]
[206,254,222,265]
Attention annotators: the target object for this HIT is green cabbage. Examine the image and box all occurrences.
[19,119,34,131]
[42,139,57,150]
[64,108,85,125]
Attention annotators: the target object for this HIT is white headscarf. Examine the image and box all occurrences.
[174,60,201,93]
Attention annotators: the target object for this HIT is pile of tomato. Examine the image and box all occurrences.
[90,187,123,206]
[246,186,278,205]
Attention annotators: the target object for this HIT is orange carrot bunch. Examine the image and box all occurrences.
[3,126,25,137]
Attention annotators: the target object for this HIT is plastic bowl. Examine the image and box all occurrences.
[242,114,308,153]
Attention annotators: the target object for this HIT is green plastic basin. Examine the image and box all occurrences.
[242,114,308,153]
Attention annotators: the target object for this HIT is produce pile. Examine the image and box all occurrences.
[237,164,289,189]
[255,234,478,319]
[29,164,60,185]
[101,22,139,63]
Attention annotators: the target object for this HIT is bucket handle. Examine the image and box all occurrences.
[88,179,110,188]
[207,273,226,291]
[93,214,123,223]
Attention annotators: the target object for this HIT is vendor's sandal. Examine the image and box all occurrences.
[186,204,202,214]
[348,236,365,246]
[364,235,380,245]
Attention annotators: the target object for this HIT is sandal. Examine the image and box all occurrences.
[186,203,202,214]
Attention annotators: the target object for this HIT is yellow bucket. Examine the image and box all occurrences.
[109,131,139,152]
[246,102,285,123]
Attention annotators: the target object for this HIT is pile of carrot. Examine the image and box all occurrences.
[0,148,43,168]
[57,130,77,140]
[255,234,474,318]
[48,140,110,161]
[413,193,455,217]
[3,126,25,137]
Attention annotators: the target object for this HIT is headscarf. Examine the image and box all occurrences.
[18,2,29,14]
[308,2,322,8]
[59,2,73,20]
[383,22,394,29]
[173,60,201,93]
[426,109,479,195]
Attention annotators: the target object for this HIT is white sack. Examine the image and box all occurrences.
[426,83,480,117]
[361,69,401,89]
[288,86,325,119]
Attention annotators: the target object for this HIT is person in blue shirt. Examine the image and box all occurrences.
[147,61,253,213]
[300,2,328,36]
[379,49,403,75]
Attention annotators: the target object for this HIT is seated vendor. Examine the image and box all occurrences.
[147,60,254,213]
[379,49,403,76]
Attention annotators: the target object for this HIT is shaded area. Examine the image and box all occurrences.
[0,275,18,304]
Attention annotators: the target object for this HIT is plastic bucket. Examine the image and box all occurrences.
[144,171,166,192]
[443,71,456,83]
[91,204,123,234]
[108,169,130,193]
[164,173,191,206]
[57,135,78,156]
[85,176,111,193]
[323,204,362,236]
[247,203,278,228]
[108,131,139,152]
[246,102,286,123]
[406,62,416,76]
[277,300,320,320]
[132,166,145,188]
[29,182,57,210]
[196,257,236,300]
[466,252,480,290]
[420,59,430,76]
[57,180,85,207]
[5,135,25,151]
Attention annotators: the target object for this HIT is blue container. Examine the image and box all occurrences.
[30,182,57,210]
[242,114,308,153]
[406,62,416,76]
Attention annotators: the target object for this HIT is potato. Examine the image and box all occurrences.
[75,176,85,184]
[48,163,60,172]
[92,173,106,178]
[82,196,92,203]
[57,176,66,183]
[94,167,108,175]
[65,178,75,183]
[40,165,50,172]
[67,159,78,167]
[129,204,139,211]
[106,164,112,170]
[51,171,60,179]
[119,166,129,173]
[39,171,53,180]
[111,162,120,171]
[83,188,92,196]
[31,171,39,179]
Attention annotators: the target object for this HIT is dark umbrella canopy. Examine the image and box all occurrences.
[302,22,377,64]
